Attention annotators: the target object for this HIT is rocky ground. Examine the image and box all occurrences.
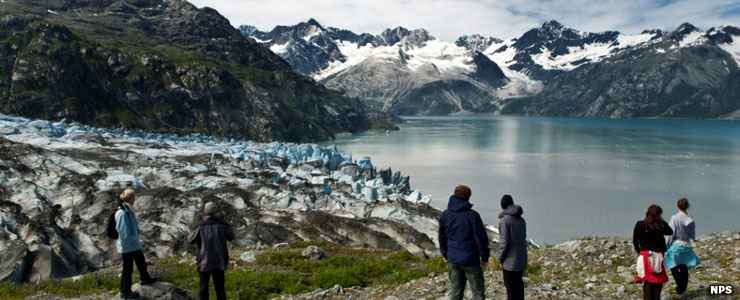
[282,232,740,300]
[13,232,738,300]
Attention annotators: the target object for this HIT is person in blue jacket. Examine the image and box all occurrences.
[438,185,490,300]
[116,187,157,299]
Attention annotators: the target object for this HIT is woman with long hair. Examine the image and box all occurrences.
[633,204,673,300]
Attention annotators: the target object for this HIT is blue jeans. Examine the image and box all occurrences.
[448,263,485,300]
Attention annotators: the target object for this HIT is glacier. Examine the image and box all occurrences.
[0,114,446,283]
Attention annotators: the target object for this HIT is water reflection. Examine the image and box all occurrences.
[327,116,740,243]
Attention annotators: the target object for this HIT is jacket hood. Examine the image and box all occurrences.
[447,196,473,212]
[499,204,523,218]
[676,211,694,226]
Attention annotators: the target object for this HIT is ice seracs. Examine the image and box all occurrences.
[0,113,445,282]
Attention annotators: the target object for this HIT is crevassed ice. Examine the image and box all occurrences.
[0,114,432,204]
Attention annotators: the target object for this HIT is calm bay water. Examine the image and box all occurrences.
[326,115,740,244]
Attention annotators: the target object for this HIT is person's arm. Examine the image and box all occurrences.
[688,220,696,241]
[632,222,641,253]
[662,220,673,236]
[225,223,235,242]
[438,213,448,259]
[472,213,490,263]
[496,219,509,264]
[667,216,677,246]
[115,210,128,242]
[188,226,201,246]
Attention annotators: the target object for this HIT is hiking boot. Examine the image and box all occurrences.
[141,277,158,285]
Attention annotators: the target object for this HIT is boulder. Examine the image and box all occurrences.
[0,239,29,283]
[301,246,326,261]
[239,251,258,263]
[130,282,192,300]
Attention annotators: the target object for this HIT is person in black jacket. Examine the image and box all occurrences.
[633,204,673,300]
[438,185,490,300]
[189,202,235,300]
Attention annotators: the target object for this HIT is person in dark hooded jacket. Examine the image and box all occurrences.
[438,185,490,300]
[497,194,527,300]
[189,202,235,300]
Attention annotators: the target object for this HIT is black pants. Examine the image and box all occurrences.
[503,270,524,300]
[121,250,153,296]
[642,282,663,300]
[671,264,689,295]
[200,270,226,300]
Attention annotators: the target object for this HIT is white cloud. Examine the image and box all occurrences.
[189,0,740,40]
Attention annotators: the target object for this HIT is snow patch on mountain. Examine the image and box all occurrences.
[404,40,474,73]
[679,31,706,47]
[270,43,289,54]
[528,32,656,71]
[719,38,740,65]
[315,41,391,80]
[317,39,475,79]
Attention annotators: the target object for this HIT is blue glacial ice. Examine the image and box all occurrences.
[0,114,431,205]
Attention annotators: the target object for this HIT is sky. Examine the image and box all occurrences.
[189,0,740,41]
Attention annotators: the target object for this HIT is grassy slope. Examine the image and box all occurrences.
[0,241,447,300]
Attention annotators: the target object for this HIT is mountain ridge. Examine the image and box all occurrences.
[0,0,396,143]
[242,19,740,118]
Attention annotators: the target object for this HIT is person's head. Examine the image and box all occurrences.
[501,194,514,209]
[204,202,217,217]
[644,204,664,227]
[119,187,136,205]
[677,198,690,212]
[453,185,472,201]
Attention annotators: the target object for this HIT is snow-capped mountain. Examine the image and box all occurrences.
[504,23,740,118]
[455,34,503,53]
[482,20,660,81]
[241,20,509,115]
[242,20,740,118]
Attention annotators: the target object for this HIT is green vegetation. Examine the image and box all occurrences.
[0,242,448,300]
[524,262,543,284]
[0,273,119,300]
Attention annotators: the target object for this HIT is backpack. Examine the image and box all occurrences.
[105,202,125,240]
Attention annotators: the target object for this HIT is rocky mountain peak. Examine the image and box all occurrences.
[239,24,259,36]
[641,29,665,39]
[379,27,434,46]
[306,18,322,27]
[706,25,740,44]
[519,20,588,45]
[456,34,503,52]
[675,22,700,35]
[540,20,565,31]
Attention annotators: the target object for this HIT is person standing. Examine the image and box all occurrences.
[116,187,157,299]
[438,185,490,300]
[497,195,527,300]
[189,202,235,300]
[633,204,673,300]
[665,198,699,297]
